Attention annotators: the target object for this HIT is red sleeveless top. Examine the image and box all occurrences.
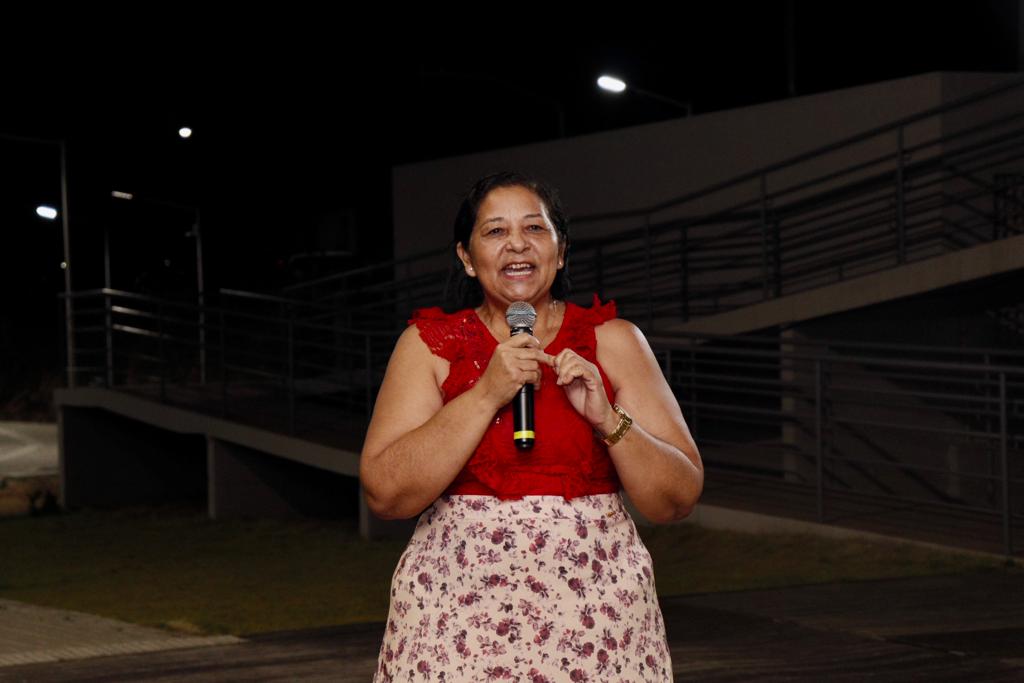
[409,293,623,501]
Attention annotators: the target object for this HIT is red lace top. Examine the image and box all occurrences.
[408,293,623,500]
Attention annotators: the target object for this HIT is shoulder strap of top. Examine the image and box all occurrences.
[407,307,468,363]
[556,293,618,359]
[579,292,618,325]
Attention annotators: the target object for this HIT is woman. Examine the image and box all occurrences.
[360,171,703,682]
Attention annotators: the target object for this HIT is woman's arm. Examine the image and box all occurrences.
[594,319,703,524]
[359,326,494,519]
[360,325,549,519]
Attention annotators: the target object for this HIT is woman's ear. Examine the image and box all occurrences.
[456,242,475,276]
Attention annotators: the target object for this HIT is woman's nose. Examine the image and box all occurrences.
[506,227,528,251]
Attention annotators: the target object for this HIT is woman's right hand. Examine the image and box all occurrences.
[475,333,554,409]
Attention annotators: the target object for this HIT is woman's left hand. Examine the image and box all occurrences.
[552,349,615,433]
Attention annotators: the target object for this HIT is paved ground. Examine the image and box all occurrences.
[0,568,1019,681]
[2,418,1019,679]
[0,601,240,669]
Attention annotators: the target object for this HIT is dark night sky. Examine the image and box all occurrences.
[0,2,1019,399]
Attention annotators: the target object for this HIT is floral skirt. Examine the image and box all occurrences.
[372,493,672,682]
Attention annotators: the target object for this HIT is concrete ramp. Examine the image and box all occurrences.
[659,233,1024,336]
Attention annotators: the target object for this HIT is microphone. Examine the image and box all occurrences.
[506,301,537,451]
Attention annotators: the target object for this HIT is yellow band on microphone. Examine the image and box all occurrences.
[514,430,535,440]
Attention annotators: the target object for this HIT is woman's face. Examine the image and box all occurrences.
[457,185,565,309]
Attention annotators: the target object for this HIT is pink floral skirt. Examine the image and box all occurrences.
[372,493,672,682]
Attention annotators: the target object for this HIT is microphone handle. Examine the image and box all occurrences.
[513,384,534,450]
[510,325,535,450]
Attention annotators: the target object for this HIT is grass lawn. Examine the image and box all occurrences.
[0,503,1014,636]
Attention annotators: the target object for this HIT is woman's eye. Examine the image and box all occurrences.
[484,225,544,235]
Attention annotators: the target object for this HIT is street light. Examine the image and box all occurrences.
[597,73,693,116]
[3,133,75,387]
[597,75,626,93]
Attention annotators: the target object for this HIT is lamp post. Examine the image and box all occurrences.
[6,133,75,388]
[597,74,693,117]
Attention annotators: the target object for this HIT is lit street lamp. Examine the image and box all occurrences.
[597,74,693,116]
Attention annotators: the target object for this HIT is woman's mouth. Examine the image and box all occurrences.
[502,263,535,279]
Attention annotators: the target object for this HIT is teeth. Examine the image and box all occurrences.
[505,264,533,271]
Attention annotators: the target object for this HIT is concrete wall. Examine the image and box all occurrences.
[60,406,206,508]
[392,72,1017,270]
[55,388,416,540]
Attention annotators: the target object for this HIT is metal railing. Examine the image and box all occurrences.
[649,329,1024,556]
[60,287,1023,556]
[59,288,396,440]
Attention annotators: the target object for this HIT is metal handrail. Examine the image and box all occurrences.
[60,285,1024,556]
[63,289,1024,384]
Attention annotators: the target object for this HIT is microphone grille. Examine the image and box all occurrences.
[505,301,537,329]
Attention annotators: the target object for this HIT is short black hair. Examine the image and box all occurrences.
[443,171,571,311]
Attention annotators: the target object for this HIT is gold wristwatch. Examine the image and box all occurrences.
[597,403,633,446]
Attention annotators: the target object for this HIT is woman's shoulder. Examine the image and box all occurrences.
[594,317,644,354]
[593,313,655,396]
[584,294,645,359]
